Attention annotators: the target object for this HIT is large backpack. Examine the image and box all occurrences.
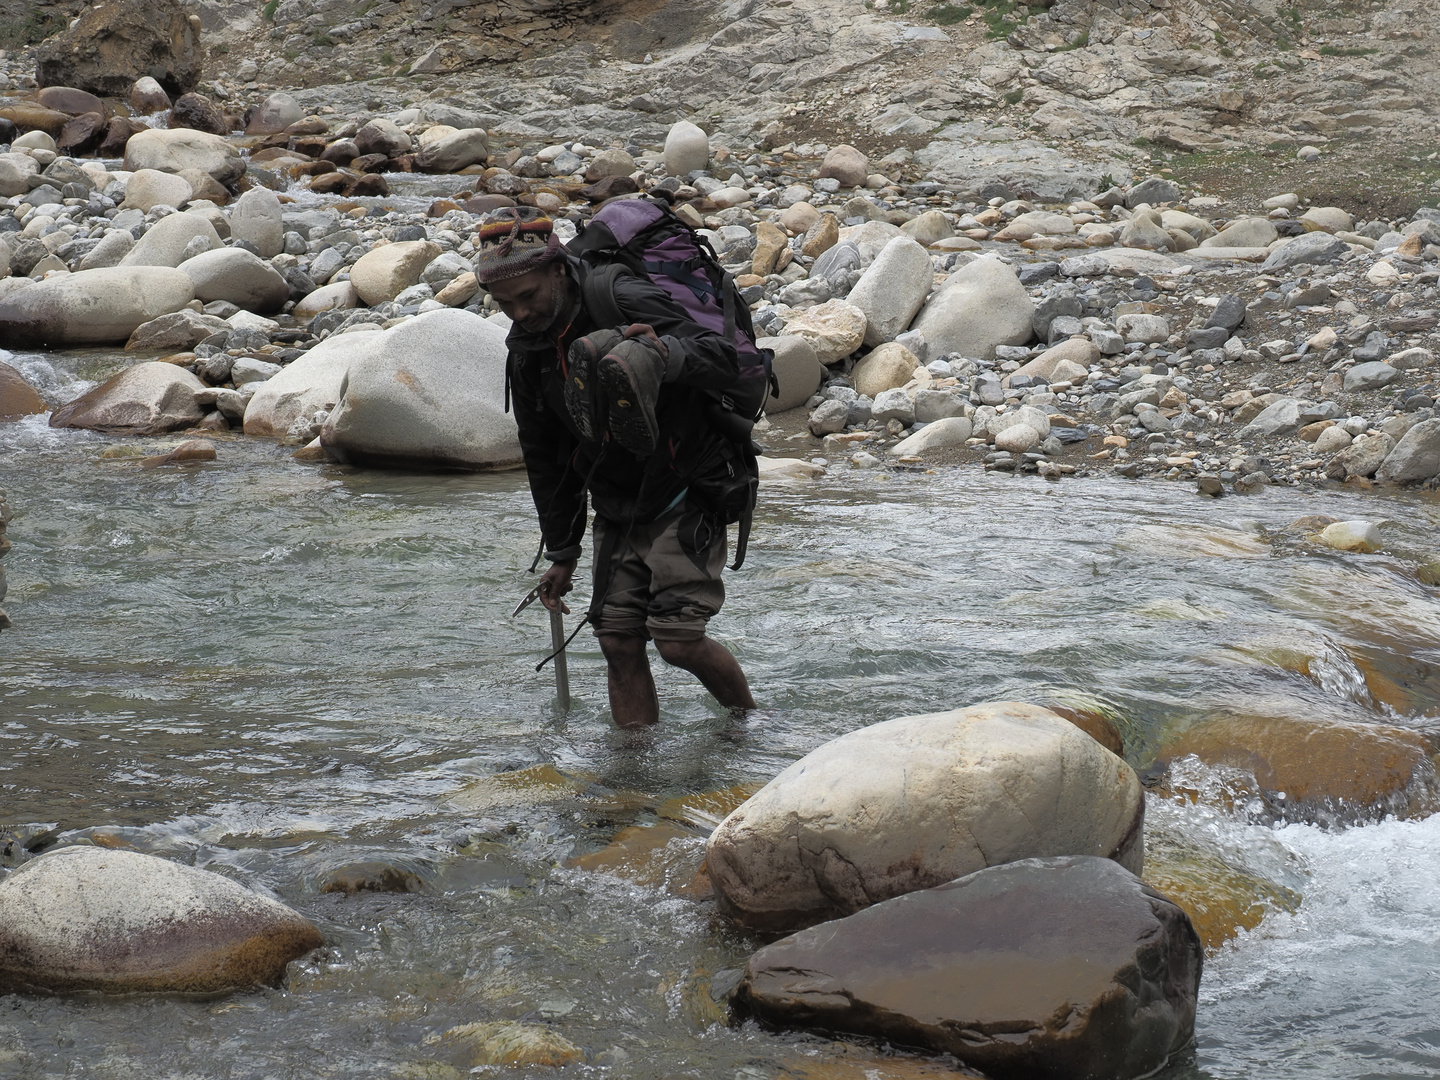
[568,195,775,568]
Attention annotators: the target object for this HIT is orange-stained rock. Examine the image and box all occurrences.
[0,361,46,419]
[1142,832,1300,952]
[1156,713,1436,819]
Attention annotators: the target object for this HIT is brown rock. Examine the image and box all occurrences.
[0,361,47,419]
[751,220,789,276]
[289,160,337,178]
[0,104,71,136]
[580,174,638,202]
[818,144,868,188]
[349,153,389,174]
[98,116,145,157]
[285,117,328,137]
[306,173,354,196]
[1157,713,1435,819]
[734,856,1202,1080]
[318,861,424,895]
[463,194,517,215]
[349,174,389,197]
[801,213,840,258]
[50,362,204,434]
[34,0,203,98]
[57,112,107,156]
[139,438,217,468]
[319,139,359,165]
[291,136,327,158]
[169,93,227,136]
[38,86,107,118]
[428,199,464,217]
[129,77,170,114]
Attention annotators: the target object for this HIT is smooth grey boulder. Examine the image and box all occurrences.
[759,335,823,414]
[415,127,489,173]
[1260,230,1349,273]
[124,308,230,351]
[123,128,245,186]
[908,258,1034,361]
[1326,432,1395,479]
[320,309,521,470]
[1343,361,1399,392]
[664,120,708,176]
[77,229,135,271]
[179,248,291,312]
[228,187,284,259]
[0,267,194,347]
[1375,418,1440,482]
[846,235,933,347]
[706,701,1144,932]
[244,327,380,438]
[245,92,303,135]
[121,212,223,268]
[733,855,1202,1080]
[891,415,972,455]
[1241,397,1310,439]
[0,847,322,994]
[1126,176,1181,207]
[49,360,205,433]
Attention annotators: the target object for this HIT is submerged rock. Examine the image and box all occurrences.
[734,856,1202,1080]
[0,847,321,994]
[0,362,47,419]
[706,701,1144,932]
[50,361,204,434]
[429,1021,584,1068]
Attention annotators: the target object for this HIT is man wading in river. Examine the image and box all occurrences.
[477,206,759,727]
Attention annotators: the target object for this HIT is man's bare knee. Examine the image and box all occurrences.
[654,637,704,668]
[598,633,646,664]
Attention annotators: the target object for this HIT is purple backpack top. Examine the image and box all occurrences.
[568,196,774,421]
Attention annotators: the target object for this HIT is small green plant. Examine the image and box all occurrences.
[311,32,336,46]
[381,49,395,65]
[928,4,972,24]
[1003,87,1023,104]
[1319,44,1378,56]
[213,42,229,54]
[1097,173,1117,190]
[890,0,911,13]
[0,12,62,46]
[1214,30,1226,45]
[283,48,298,61]
[262,0,280,21]
[1055,29,1089,50]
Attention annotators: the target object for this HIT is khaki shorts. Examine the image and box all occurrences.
[591,503,727,642]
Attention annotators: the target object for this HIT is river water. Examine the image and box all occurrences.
[3,345,1440,1079]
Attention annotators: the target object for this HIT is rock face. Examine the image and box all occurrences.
[734,856,1202,1080]
[123,128,245,186]
[0,361,47,419]
[0,267,194,348]
[706,701,1145,932]
[320,309,522,470]
[909,258,1034,361]
[50,361,205,434]
[244,328,377,438]
[845,236,933,348]
[33,0,203,98]
[0,847,321,994]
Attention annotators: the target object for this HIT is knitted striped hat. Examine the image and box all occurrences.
[474,207,564,284]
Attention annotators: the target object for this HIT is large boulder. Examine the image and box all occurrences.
[37,86,107,118]
[120,211,222,267]
[0,847,321,994]
[244,328,379,438]
[228,187,284,258]
[845,235,933,348]
[169,92,227,136]
[350,240,442,306]
[664,120,708,177]
[1260,230,1349,273]
[819,144,868,188]
[0,267,194,348]
[34,0,202,98]
[123,128,245,186]
[734,856,1202,1080]
[179,248,290,313]
[706,701,1145,932]
[759,335,823,414]
[124,308,229,351]
[0,361,47,419]
[320,309,522,470]
[354,117,411,158]
[908,257,1034,360]
[1375,417,1440,482]
[415,128,489,173]
[0,153,40,198]
[50,360,204,433]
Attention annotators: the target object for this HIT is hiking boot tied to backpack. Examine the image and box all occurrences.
[565,325,668,456]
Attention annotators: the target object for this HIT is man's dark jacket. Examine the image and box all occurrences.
[505,254,742,562]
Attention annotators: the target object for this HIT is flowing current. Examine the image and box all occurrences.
[3,345,1440,1079]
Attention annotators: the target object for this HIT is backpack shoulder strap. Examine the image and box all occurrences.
[579,262,631,331]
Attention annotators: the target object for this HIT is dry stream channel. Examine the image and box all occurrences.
[3,344,1440,1078]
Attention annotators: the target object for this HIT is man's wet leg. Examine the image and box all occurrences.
[654,636,756,711]
[598,633,659,728]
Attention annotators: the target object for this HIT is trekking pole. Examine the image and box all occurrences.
[514,585,572,712]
